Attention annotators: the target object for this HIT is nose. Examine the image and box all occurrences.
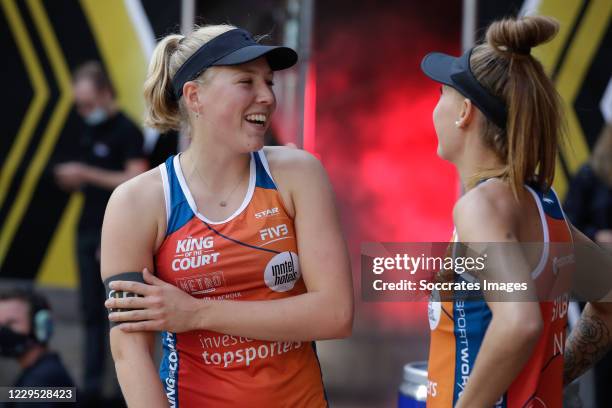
[256,81,275,106]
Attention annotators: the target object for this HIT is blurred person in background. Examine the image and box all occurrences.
[421,15,612,408]
[53,61,147,404]
[101,24,353,407]
[564,123,612,408]
[0,288,74,407]
[565,124,612,244]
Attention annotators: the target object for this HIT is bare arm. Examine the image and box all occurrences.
[453,187,542,408]
[107,148,354,341]
[200,150,353,340]
[101,169,167,407]
[563,226,612,385]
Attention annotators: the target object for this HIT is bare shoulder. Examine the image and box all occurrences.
[262,146,324,176]
[262,146,332,217]
[108,167,165,214]
[101,167,166,280]
[262,146,329,187]
[453,179,520,241]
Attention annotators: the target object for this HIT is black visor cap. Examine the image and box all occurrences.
[215,44,297,70]
[421,49,507,129]
[172,29,298,99]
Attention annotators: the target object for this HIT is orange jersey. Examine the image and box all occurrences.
[154,151,327,407]
[427,185,574,408]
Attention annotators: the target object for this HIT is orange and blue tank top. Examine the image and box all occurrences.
[427,184,574,408]
[154,150,327,407]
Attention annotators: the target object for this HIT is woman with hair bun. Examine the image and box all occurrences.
[101,24,353,407]
[421,16,612,407]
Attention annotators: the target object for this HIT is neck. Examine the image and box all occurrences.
[18,345,45,369]
[455,139,505,191]
[181,136,251,192]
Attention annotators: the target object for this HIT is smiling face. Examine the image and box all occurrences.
[186,57,276,152]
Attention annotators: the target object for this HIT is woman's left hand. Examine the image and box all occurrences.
[105,268,204,333]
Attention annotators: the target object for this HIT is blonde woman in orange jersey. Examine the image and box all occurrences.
[100,25,353,407]
[421,16,612,407]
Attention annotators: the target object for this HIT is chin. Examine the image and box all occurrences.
[242,134,265,152]
[436,145,448,160]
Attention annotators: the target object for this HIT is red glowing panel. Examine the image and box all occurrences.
[312,1,461,328]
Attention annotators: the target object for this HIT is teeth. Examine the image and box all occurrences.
[246,113,267,124]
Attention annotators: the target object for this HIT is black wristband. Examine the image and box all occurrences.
[104,272,145,322]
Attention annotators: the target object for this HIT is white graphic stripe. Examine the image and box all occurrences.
[525,185,550,280]
[600,77,612,124]
[260,236,295,247]
[520,0,542,16]
[158,163,171,230]
[123,0,156,59]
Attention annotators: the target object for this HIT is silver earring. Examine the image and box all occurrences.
[455,120,460,126]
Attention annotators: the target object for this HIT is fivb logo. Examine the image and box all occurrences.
[260,224,289,241]
[264,252,300,292]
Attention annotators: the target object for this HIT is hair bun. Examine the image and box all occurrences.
[486,16,559,57]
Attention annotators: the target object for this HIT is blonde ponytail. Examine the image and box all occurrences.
[143,34,183,132]
[143,24,237,135]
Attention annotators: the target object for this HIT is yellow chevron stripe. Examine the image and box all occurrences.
[80,0,147,125]
[554,157,567,198]
[532,0,583,73]
[37,193,82,287]
[531,0,611,198]
[555,0,611,193]
[0,0,72,267]
[0,0,49,210]
[529,0,584,197]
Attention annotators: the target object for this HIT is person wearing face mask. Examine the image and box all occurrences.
[53,61,148,404]
[100,25,353,407]
[0,288,74,407]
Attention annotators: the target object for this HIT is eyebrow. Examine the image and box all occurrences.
[235,68,273,76]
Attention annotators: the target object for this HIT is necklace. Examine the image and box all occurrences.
[218,175,244,207]
[185,154,248,207]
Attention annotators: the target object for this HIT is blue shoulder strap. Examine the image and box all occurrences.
[253,151,277,190]
[163,155,195,235]
[528,184,564,221]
